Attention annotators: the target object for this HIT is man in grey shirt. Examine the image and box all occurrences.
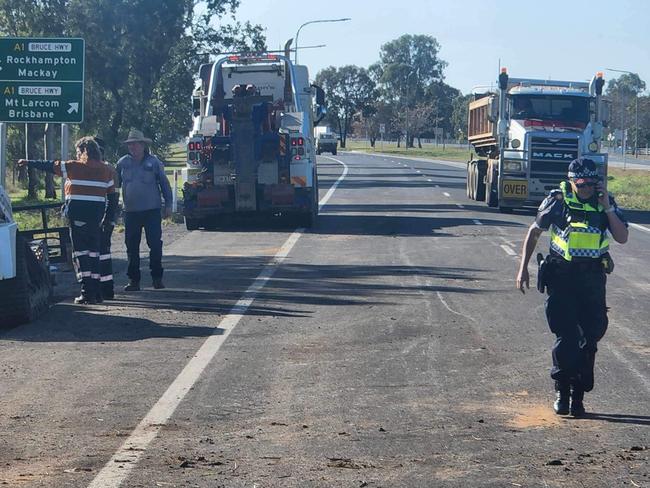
[116,129,173,291]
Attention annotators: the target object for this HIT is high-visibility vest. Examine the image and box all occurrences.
[549,181,609,261]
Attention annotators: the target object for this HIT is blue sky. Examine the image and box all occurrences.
[234,0,650,94]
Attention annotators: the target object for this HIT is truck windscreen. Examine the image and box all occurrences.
[510,95,590,124]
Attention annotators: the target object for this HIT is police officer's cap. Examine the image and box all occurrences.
[568,158,599,179]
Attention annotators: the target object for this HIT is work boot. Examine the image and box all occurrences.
[123,280,140,292]
[553,381,570,415]
[74,294,97,305]
[570,386,586,417]
[152,278,165,290]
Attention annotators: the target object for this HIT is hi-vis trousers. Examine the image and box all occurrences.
[70,220,101,298]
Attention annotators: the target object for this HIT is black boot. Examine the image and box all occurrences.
[570,386,586,417]
[553,381,570,415]
[124,279,140,291]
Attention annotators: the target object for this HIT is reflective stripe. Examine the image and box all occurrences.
[88,252,100,258]
[69,179,112,188]
[73,250,90,258]
[66,194,107,202]
[61,160,68,179]
[99,254,112,261]
[79,271,92,277]
[100,274,113,282]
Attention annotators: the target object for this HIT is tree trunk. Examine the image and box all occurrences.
[397,135,401,148]
[370,136,376,148]
[44,124,57,199]
[417,136,422,149]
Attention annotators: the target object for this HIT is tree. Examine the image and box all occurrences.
[371,35,448,147]
[606,73,647,152]
[315,65,378,148]
[451,94,472,142]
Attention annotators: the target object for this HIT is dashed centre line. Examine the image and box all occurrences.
[443,192,451,197]
[500,244,517,256]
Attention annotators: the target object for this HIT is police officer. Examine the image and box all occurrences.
[516,158,628,416]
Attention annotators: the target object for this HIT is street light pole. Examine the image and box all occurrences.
[294,18,351,64]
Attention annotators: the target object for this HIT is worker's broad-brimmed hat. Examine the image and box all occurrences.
[568,157,599,182]
[122,129,152,144]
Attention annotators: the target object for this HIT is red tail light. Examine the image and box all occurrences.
[189,142,195,150]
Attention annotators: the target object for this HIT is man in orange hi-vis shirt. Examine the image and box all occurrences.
[19,136,117,304]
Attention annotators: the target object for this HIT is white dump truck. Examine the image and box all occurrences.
[182,48,326,229]
[0,184,51,327]
[466,69,609,212]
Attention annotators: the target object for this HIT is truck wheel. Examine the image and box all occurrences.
[485,173,498,207]
[332,149,337,156]
[0,236,51,328]
[185,217,199,231]
[475,161,487,201]
[467,161,477,200]
[499,206,514,214]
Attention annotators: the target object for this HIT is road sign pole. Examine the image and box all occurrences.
[60,123,69,200]
[0,123,6,188]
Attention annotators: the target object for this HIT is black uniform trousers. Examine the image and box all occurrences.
[545,263,608,392]
[124,209,163,282]
[70,219,102,298]
[99,224,115,297]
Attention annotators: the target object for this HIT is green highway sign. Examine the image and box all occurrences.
[0,37,84,123]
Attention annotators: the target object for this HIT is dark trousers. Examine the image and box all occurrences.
[99,224,114,297]
[545,267,608,392]
[124,209,163,282]
[70,219,101,298]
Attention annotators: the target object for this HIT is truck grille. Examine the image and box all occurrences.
[529,136,579,180]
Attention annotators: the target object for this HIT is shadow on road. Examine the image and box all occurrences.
[571,412,650,426]
[1,303,223,342]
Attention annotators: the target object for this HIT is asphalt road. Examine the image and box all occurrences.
[1,152,649,487]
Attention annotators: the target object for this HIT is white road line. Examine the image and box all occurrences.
[500,244,517,256]
[456,204,465,209]
[630,222,650,234]
[427,179,432,182]
[473,219,483,225]
[436,291,477,324]
[88,159,349,488]
[416,170,421,173]
[443,192,451,197]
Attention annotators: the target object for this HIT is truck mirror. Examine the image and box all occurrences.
[313,85,325,106]
[192,97,201,117]
[487,98,498,123]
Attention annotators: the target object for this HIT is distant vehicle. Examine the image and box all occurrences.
[0,184,52,327]
[181,45,326,230]
[316,132,338,155]
[466,69,609,212]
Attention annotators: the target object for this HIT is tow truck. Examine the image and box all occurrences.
[182,47,326,229]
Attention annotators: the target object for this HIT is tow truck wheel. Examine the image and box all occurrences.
[467,162,476,200]
[185,217,200,231]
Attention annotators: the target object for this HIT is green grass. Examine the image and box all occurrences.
[607,168,650,210]
[343,140,471,162]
